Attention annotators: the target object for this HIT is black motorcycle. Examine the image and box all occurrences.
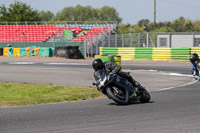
[93,68,151,105]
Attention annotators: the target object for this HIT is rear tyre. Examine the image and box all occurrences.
[106,86,129,105]
[139,89,151,103]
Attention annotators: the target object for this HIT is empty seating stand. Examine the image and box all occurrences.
[0,24,114,43]
[0,25,82,43]
[71,26,114,43]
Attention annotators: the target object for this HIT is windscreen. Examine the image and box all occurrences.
[94,69,107,81]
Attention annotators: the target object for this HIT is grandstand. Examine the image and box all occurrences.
[0,23,116,44]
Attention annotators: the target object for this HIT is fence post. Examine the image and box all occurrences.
[144,26,150,47]
[134,28,140,47]
[118,29,124,47]
[127,29,132,47]
[52,32,55,47]
[166,27,172,48]
[99,31,104,47]
[108,32,111,47]
[93,31,99,55]
[23,32,26,47]
[169,32,172,48]
[115,31,117,47]
[193,32,195,47]
[147,32,149,47]
[88,32,93,57]
[83,32,87,58]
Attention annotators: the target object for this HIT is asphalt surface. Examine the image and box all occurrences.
[0,59,199,133]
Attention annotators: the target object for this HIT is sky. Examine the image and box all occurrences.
[1,0,200,24]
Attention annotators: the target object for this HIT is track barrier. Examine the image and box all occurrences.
[98,47,200,61]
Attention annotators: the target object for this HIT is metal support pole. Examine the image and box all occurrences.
[52,32,55,47]
[127,29,132,47]
[118,29,124,47]
[166,27,172,48]
[147,32,149,47]
[83,32,87,58]
[23,32,26,47]
[93,31,98,55]
[169,33,172,48]
[88,32,93,57]
[190,26,196,47]
[144,27,149,47]
[99,31,104,47]
[134,28,140,47]
[115,32,117,47]
[108,32,111,47]
[154,0,157,47]
[193,32,195,47]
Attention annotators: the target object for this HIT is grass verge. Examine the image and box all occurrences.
[0,82,104,107]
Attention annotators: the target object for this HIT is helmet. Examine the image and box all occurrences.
[189,53,199,64]
[92,59,104,71]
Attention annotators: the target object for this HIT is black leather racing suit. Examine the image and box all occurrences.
[190,60,200,81]
[103,61,139,87]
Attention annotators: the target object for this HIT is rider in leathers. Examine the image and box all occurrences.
[92,59,145,91]
[189,53,200,81]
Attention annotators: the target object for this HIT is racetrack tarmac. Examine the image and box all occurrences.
[0,82,199,133]
[0,59,199,133]
[0,60,193,92]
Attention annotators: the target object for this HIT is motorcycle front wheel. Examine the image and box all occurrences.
[106,86,129,105]
[139,89,151,103]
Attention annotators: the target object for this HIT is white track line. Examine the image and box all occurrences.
[8,62,36,64]
[44,63,88,65]
[152,80,197,92]
[131,69,197,92]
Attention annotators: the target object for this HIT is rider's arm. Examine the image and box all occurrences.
[104,61,121,74]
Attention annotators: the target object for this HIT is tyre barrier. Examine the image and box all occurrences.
[191,47,200,56]
[171,48,190,61]
[152,48,171,61]
[54,46,84,59]
[101,55,115,62]
[3,47,13,56]
[135,48,152,60]
[0,48,4,56]
[2,46,54,57]
[99,47,197,61]
[94,54,122,67]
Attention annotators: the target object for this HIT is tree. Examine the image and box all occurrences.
[53,5,122,23]
[98,6,122,23]
[137,19,150,27]
[183,19,194,32]
[0,1,41,22]
[53,6,74,21]
[171,20,183,32]
[39,10,54,21]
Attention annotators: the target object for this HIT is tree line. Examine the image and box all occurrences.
[0,1,121,23]
[0,1,200,33]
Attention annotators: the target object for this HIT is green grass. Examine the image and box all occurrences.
[0,82,104,107]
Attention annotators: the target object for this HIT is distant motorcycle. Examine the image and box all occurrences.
[93,68,151,105]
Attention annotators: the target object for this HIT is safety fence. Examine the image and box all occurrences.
[99,47,199,61]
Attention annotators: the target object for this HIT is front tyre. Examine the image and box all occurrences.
[106,86,129,105]
[139,89,151,103]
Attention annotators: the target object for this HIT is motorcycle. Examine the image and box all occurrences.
[93,68,151,105]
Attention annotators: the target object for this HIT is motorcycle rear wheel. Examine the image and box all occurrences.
[106,86,129,105]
